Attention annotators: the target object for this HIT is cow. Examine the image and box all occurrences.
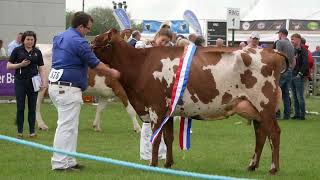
[35,44,141,133]
[92,29,288,174]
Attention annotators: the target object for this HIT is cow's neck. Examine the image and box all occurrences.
[112,41,145,90]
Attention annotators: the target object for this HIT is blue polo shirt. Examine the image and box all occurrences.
[52,27,100,91]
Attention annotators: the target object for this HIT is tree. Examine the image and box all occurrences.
[65,7,143,36]
[87,7,120,36]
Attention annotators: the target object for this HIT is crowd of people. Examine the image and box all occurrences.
[1,10,319,172]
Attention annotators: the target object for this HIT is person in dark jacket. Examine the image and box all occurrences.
[128,30,141,47]
[7,31,46,138]
[290,33,308,120]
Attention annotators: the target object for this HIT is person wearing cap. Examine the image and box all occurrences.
[247,32,260,48]
[290,33,308,120]
[275,27,295,120]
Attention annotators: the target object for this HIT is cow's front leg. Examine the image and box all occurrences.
[92,97,107,132]
[36,88,49,131]
[163,117,174,168]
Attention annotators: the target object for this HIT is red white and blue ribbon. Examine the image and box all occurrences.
[179,117,192,150]
[150,43,197,145]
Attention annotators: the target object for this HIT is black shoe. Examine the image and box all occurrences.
[291,116,300,119]
[71,164,85,170]
[53,167,79,172]
[299,116,305,120]
[283,116,290,120]
[53,164,84,172]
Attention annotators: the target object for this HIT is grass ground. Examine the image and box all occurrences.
[0,97,319,180]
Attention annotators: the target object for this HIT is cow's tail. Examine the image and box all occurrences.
[275,51,289,74]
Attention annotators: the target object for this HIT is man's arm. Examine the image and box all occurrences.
[94,62,120,79]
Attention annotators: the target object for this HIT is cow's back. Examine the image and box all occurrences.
[164,48,280,119]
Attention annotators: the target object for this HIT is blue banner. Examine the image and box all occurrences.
[142,20,189,34]
[171,20,189,34]
[113,8,131,30]
[183,10,202,36]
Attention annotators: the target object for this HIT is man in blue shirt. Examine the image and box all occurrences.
[7,32,23,56]
[49,11,120,171]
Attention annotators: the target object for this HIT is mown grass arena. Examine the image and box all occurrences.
[0,97,319,180]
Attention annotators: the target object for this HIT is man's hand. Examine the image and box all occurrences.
[108,68,120,79]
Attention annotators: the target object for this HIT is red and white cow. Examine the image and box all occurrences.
[35,44,141,133]
[92,29,288,174]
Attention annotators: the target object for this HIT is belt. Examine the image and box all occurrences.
[49,81,79,88]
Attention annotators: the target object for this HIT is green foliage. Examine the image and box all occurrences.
[65,8,143,36]
[87,7,120,36]
[0,97,319,179]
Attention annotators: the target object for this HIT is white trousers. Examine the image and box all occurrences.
[140,122,166,160]
[49,84,83,169]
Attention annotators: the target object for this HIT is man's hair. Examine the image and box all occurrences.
[18,32,23,36]
[71,11,93,28]
[291,33,301,39]
[194,36,205,46]
[155,28,173,40]
[21,31,37,47]
[0,40,3,44]
[301,37,306,45]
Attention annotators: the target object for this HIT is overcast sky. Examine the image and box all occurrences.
[66,0,320,20]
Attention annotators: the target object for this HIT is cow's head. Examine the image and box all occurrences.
[91,28,122,66]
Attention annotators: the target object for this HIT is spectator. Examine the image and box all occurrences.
[239,42,246,48]
[291,33,308,120]
[194,36,205,46]
[188,33,197,43]
[312,45,320,57]
[6,31,46,139]
[214,38,224,48]
[121,28,132,42]
[128,30,141,47]
[0,40,6,56]
[7,32,23,56]
[247,32,260,48]
[275,27,295,120]
[49,11,120,171]
[301,37,314,96]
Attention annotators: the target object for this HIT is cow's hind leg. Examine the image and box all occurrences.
[163,117,174,168]
[150,123,162,167]
[248,120,267,171]
[267,119,281,175]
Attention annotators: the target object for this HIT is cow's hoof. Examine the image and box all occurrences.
[134,128,141,133]
[38,125,49,131]
[247,165,257,171]
[269,168,278,175]
[149,162,158,167]
[164,161,174,168]
[94,127,102,132]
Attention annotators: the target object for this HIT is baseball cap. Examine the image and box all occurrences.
[250,32,260,39]
[276,27,288,35]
